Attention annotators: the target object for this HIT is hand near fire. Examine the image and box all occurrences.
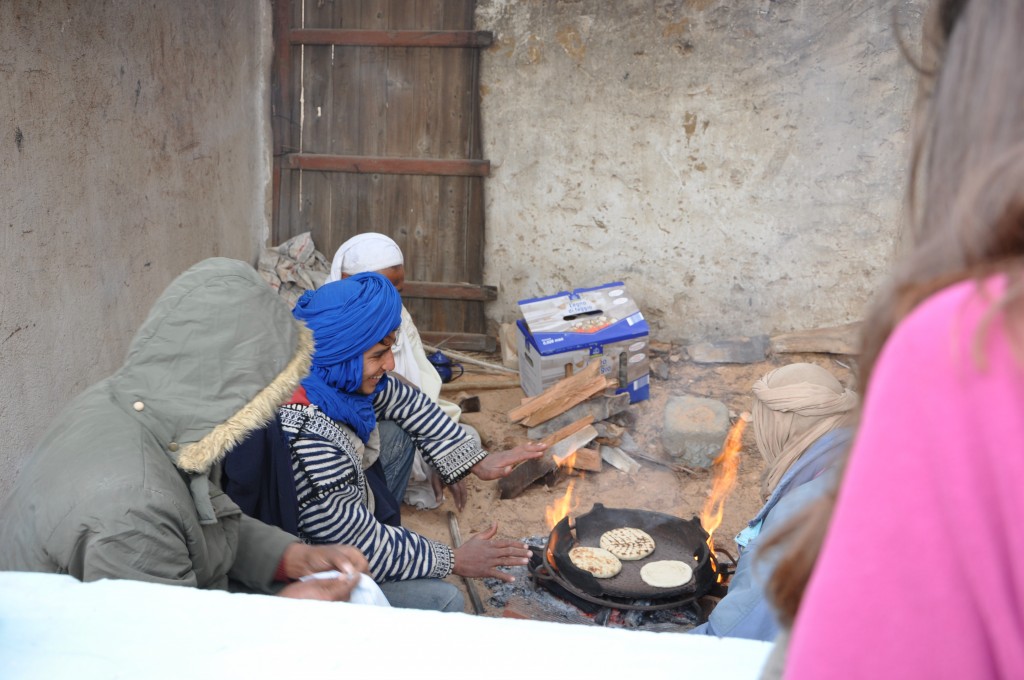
[470,442,548,481]
[452,522,531,582]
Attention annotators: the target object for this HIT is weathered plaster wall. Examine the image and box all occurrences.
[0,1,273,499]
[477,0,924,341]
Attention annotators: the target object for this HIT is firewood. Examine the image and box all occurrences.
[592,420,626,439]
[509,362,616,427]
[538,415,595,447]
[498,418,595,499]
[547,425,598,462]
[600,445,641,474]
[525,393,631,439]
[508,361,601,423]
[554,445,602,473]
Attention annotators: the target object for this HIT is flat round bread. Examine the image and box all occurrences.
[640,560,694,588]
[599,527,656,561]
[568,546,622,579]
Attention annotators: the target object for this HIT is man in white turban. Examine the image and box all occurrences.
[328,233,473,510]
[690,362,857,642]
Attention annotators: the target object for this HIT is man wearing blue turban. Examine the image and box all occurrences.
[229,272,545,611]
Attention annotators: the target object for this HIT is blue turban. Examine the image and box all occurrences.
[293,272,403,442]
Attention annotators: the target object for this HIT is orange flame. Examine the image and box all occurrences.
[699,419,747,548]
[545,479,578,530]
[553,449,579,473]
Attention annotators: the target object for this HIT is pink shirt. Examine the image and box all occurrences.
[786,276,1024,678]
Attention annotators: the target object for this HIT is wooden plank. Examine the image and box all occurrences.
[600,446,641,475]
[498,417,595,501]
[769,322,861,355]
[419,331,496,352]
[537,415,595,448]
[556,446,603,473]
[285,153,490,177]
[401,281,497,301]
[440,378,521,392]
[510,362,602,422]
[290,28,494,48]
[526,393,631,440]
[548,426,599,465]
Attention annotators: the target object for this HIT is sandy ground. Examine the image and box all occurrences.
[403,347,856,616]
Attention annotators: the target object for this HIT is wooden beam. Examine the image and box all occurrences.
[402,281,497,302]
[419,332,496,353]
[290,29,494,49]
[285,153,490,177]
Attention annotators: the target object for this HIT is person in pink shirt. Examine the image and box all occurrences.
[761,1,1024,677]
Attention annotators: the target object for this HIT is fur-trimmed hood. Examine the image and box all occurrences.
[109,258,312,475]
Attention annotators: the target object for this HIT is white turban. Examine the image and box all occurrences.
[328,233,404,283]
[751,363,858,497]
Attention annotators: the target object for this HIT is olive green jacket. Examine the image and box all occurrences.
[0,258,313,592]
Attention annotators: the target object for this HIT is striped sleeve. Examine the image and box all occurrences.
[279,404,454,582]
[373,375,487,485]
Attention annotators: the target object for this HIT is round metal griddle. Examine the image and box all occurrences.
[546,503,715,601]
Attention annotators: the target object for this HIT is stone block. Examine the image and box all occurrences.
[662,394,731,468]
[685,335,769,364]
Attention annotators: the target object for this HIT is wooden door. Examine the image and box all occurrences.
[271,0,494,350]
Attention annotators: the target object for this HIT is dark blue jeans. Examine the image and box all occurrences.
[364,421,416,527]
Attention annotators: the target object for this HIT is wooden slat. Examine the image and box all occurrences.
[402,281,497,301]
[290,29,494,48]
[270,0,294,244]
[286,153,489,177]
[419,331,496,353]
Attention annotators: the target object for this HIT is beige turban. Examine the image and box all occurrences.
[752,363,858,497]
[328,233,404,283]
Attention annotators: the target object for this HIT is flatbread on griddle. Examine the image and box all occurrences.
[568,546,622,578]
[599,527,656,561]
[639,560,694,588]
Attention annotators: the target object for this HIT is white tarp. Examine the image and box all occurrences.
[0,572,772,679]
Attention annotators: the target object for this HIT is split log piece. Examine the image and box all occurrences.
[497,417,595,499]
[600,445,641,475]
[547,425,598,463]
[592,420,626,440]
[554,445,602,473]
[525,392,631,439]
[511,372,615,428]
[508,361,601,423]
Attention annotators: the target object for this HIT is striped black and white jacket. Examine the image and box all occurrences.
[278,375,486,582]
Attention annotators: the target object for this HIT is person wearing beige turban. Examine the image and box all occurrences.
[690,362,857,642]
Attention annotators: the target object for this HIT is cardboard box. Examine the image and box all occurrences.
[516,282,650,403]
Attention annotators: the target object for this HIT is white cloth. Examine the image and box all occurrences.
[0,572,773,679]
[329,232,404,281]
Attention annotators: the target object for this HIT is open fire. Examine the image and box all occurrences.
[545,478,579,530]
[699,418,747,556]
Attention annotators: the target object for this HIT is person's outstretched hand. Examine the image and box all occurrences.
[451,522,532,582]
[470,442,547,481]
